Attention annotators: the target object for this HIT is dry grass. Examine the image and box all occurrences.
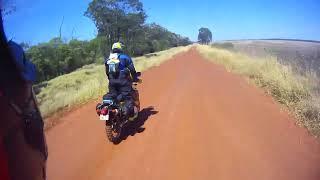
[197,45,320,136]
[36,46,191,120]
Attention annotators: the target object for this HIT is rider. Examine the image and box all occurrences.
[104,42,138,120]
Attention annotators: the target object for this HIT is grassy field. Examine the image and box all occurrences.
[197,45,320,136]
[220,40,320,77]
[36,46,191,126]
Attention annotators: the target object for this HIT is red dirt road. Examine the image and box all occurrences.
[46,49,320,180]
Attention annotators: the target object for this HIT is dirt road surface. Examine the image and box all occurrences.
[46,49,320,180]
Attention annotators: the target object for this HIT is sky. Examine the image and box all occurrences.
[2,0,320,44]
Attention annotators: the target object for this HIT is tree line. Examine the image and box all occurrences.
[22,0,191,83]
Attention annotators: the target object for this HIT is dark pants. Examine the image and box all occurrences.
[104,78,134,117]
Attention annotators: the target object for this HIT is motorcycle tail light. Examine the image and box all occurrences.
[101,108,108,115]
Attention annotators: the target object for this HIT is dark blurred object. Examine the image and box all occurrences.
[0,11,47,180]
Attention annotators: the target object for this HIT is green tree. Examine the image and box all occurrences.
[198,27,212,44]
[85,0,146,46]
[23,0,191,83]
[142,23,191,53]
[26,37,104,82]
[85,0,191,56]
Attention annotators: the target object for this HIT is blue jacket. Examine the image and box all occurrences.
[8,41,37,82]
[105,53,137,81]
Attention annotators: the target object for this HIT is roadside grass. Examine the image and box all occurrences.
[36,46,191,123]
[211,42,235,51]
[197,45,320,136]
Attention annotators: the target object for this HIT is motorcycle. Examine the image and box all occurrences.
[96,72,142,143]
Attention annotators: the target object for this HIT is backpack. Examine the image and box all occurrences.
[106,53,121,75]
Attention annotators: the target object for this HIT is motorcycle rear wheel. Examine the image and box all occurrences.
[105,124,121,144]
